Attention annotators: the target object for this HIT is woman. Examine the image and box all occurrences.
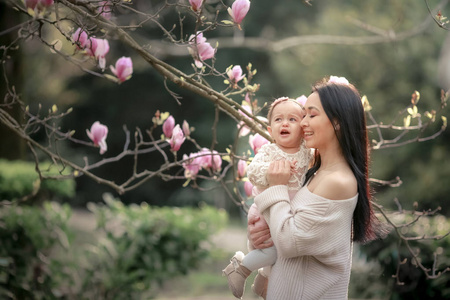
[247,76,380,299]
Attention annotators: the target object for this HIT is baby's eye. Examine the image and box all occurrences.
[290,117,297,122]
[274,117,281,122]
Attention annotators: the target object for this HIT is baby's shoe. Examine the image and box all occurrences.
[222,251,252,299]
[251,268,268,299]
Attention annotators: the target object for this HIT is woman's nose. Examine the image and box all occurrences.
[300,118,307,127]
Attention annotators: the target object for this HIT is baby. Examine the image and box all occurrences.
[223,97,312,299]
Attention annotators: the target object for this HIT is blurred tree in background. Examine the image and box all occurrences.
[1,0,450,298]
[3,0,448,213]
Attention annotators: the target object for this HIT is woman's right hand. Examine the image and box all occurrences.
[247,213,274,249]
[266,160,291,187]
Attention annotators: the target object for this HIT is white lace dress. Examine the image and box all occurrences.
[247,142,312,197]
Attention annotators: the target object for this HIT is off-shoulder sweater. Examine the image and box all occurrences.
[254,185,357,300]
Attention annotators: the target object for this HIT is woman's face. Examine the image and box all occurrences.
[301,92,336,150]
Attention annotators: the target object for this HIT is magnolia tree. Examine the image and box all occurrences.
[1,0,450,285]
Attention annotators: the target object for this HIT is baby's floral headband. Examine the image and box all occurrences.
[271,96,290,107]
[271,96,304,109]
[328,76,349,85]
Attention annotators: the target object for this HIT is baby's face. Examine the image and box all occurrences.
[268,101,304,154]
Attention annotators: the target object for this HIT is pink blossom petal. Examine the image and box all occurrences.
[197,42,215,61]
[110,57,133,82]
[169,124,185,152]
[227,65,245,83]
[189,0,203,11]
[244,181,253,197]
[182,120,190,136]
[86,121,108,155]
[249,133,269,154]
[72,28,89,50]
[162,115,175,138]
[229,0,250,25]
[237,159,247,178]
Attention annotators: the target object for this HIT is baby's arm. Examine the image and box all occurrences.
[247,147,271,188]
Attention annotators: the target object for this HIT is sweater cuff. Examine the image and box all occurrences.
[254,185,290,213]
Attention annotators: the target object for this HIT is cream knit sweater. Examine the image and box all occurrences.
[254,185,357,300]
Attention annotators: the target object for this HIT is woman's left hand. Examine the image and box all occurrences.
[266,160,291,186]
[247,214,273,249]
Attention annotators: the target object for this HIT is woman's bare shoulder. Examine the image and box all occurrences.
[313,170,357,200]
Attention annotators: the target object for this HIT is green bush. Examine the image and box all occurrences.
[76,194,228,299]
[0,159,75,201]
[360,213,450,299]
[0,196,228,299]
[0,202,73,299]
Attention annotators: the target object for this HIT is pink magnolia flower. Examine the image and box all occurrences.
[328,76,349,85]
[244,181,253,197]
[188,32,207,45]
[188,32,216,68]
[197,42,215,61]
[86,38,110,70]
[182,153,203,179]
[72,28,89,50]
[162,115,175,138]
[86,121,108,154]
[198,148,222,172]
[189,0,203,12]
[97,1,112,19]
[296,95,307,107]
[249,133,269,154]
[110,57,133,83]
[237,159,247,178]
[227,65,245,83]
[228,0,250,26]
[182,120,190,136]
[169,124,185,152]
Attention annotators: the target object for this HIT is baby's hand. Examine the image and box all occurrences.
[290,160,297,174]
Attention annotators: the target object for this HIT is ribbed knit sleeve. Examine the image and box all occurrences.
[255,185,357,259]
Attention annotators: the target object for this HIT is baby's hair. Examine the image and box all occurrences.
[267,97,304,125]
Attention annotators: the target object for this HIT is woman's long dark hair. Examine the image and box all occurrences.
[304,78,380,243]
